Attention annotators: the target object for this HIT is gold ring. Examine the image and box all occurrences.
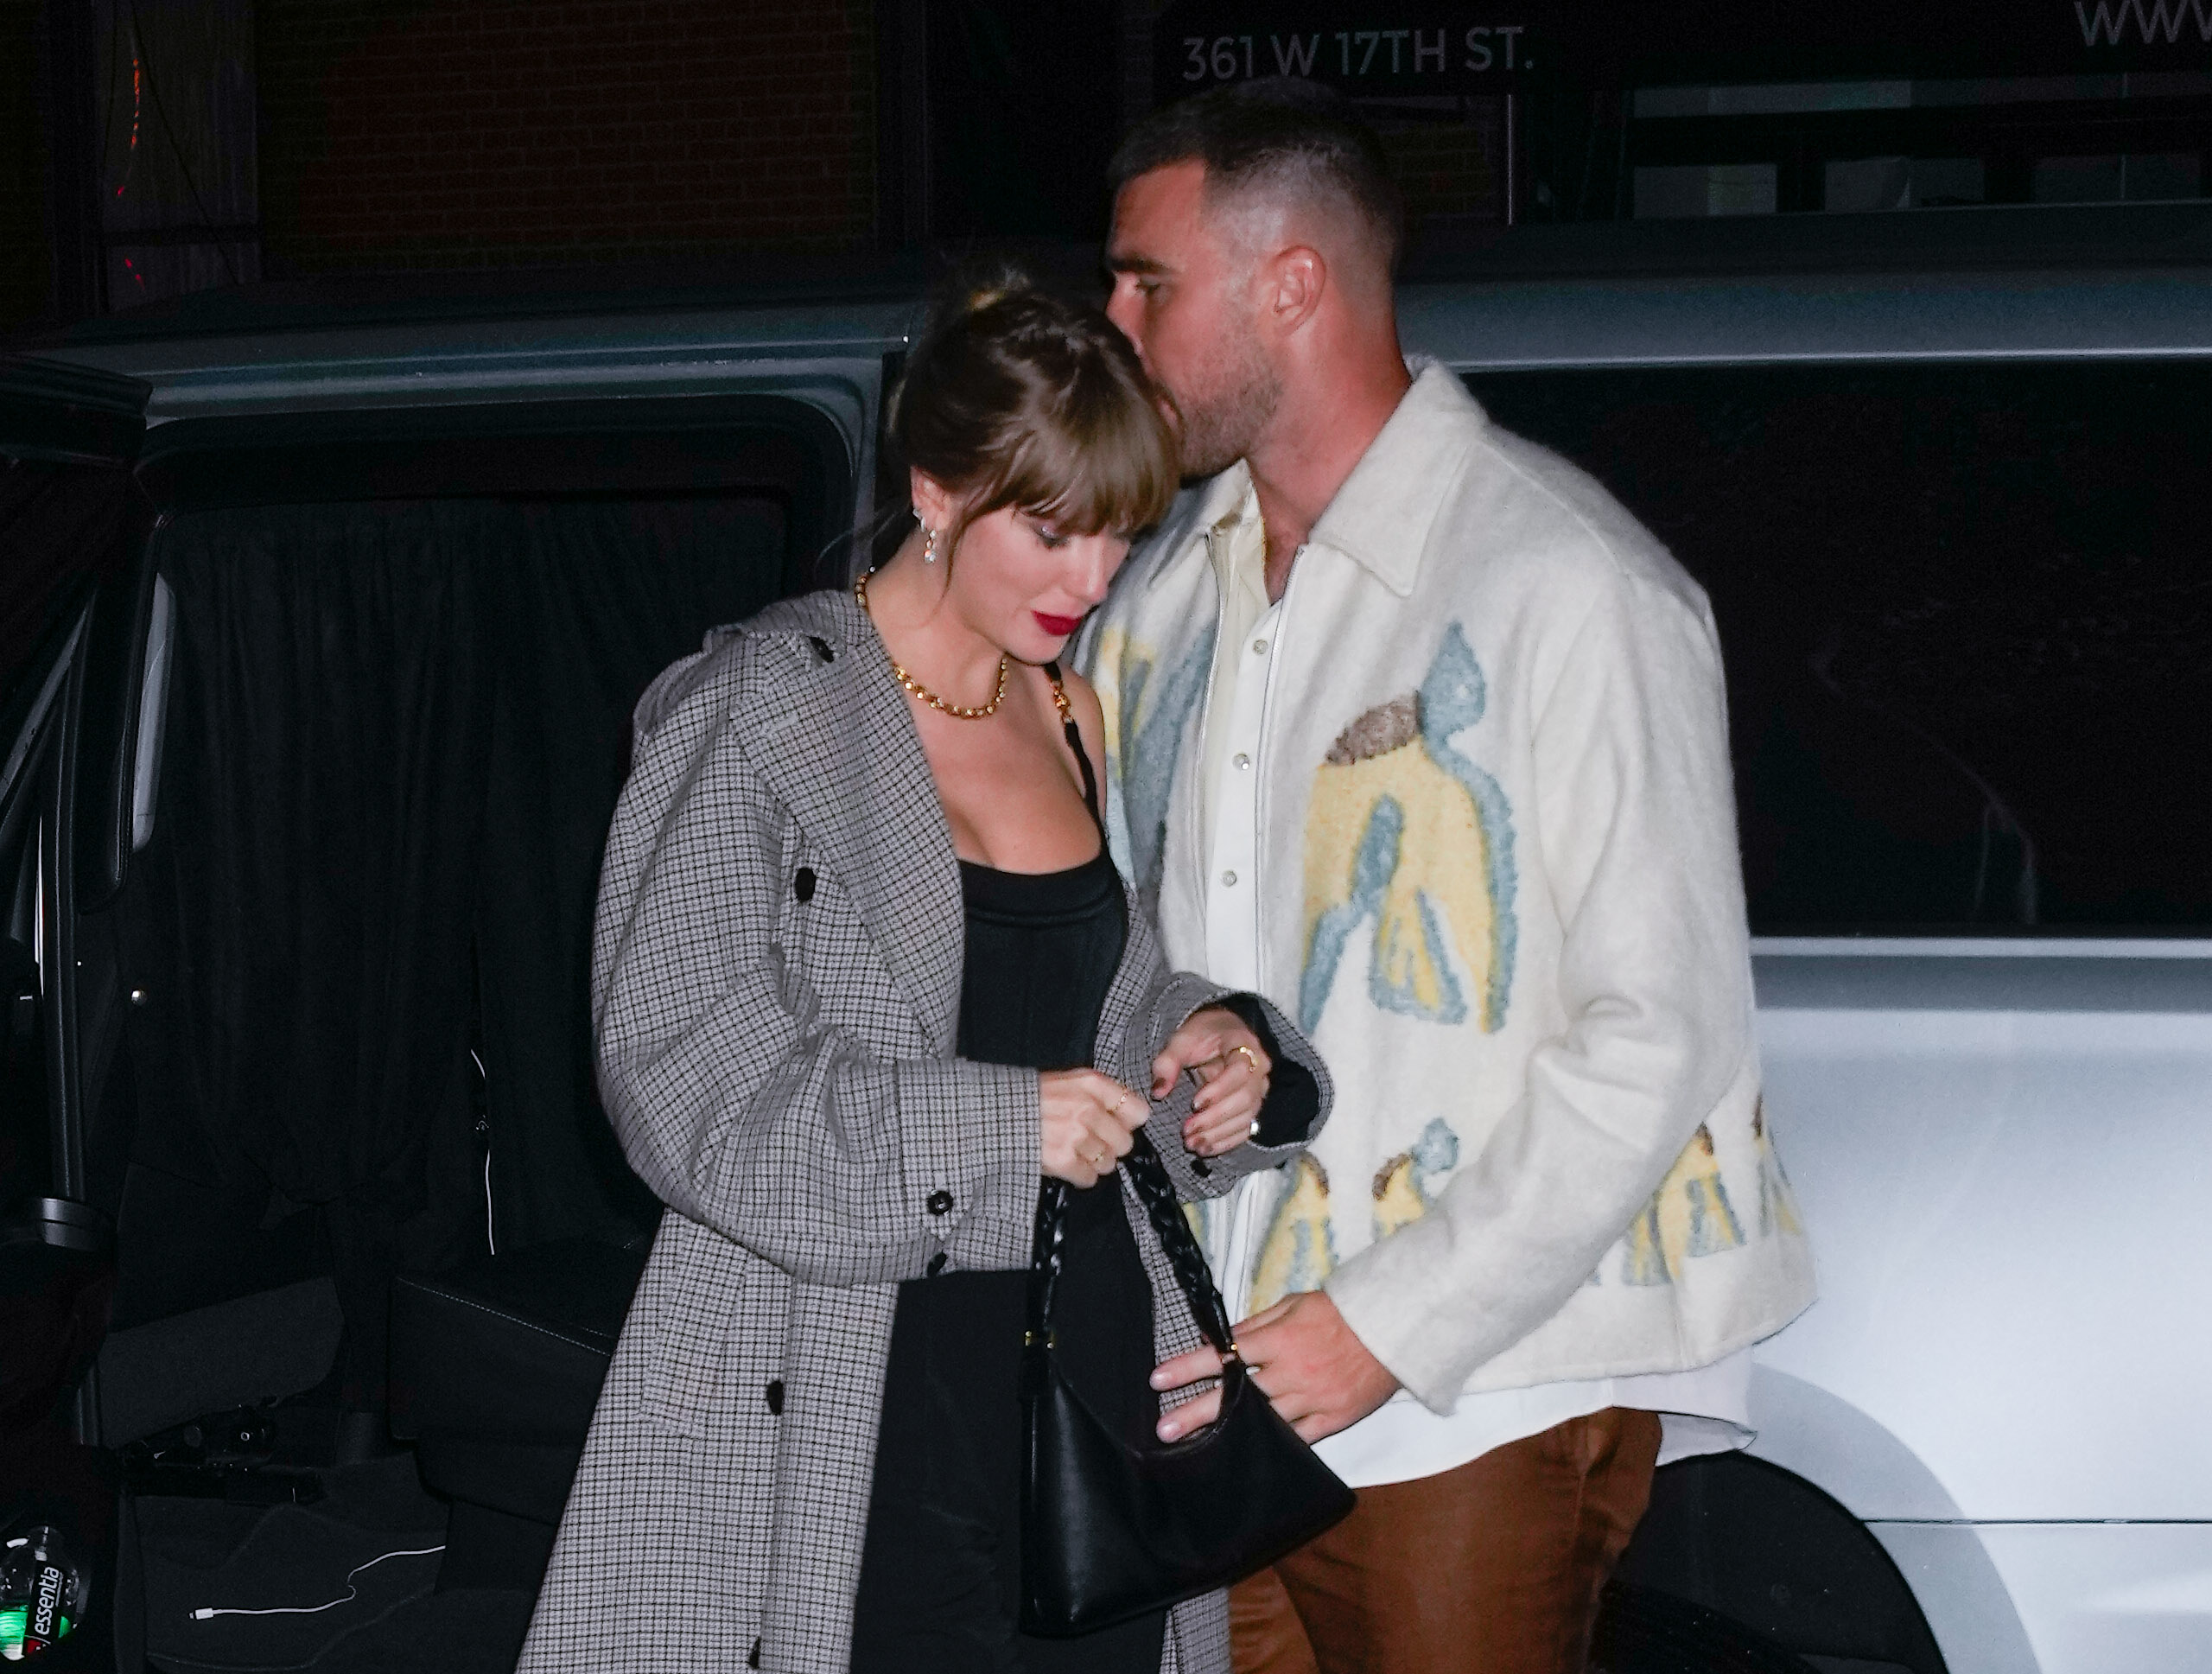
[1230,1044,1261,1074]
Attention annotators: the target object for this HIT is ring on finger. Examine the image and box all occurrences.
[1230,1043,1261,1075]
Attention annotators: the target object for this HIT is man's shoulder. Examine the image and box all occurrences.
[1447,414,1708,621]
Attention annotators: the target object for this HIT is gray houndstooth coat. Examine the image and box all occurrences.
[518,589,1330,1674]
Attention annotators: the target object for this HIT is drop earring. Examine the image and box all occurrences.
[922,525,939,563]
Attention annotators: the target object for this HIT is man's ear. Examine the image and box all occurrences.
[1261,245,1326,339]
[910,468,959,531]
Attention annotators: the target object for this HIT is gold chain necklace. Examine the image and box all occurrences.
[853,571,1009,721]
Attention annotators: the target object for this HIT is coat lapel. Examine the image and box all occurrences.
[734,594,965,1057]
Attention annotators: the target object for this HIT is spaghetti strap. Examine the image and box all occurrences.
[1041,660,1103,829]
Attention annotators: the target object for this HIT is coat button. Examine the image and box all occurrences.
[765,1379,785,1416]
[748,1638,762,1669]
[794,867,817,902]
[926,1251,947,1276]
[925,1188,953,1216]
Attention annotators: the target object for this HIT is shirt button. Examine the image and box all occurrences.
[1251,638,1268,655]
[1222,870,1237,886]
[1233,753,1250,770]
[925,1189,953,1215]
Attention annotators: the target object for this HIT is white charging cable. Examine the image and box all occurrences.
[188,1545,446,1620]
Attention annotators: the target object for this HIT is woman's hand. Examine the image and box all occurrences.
[1039,1069,1150,1188]
[1152,1008,1273,1158]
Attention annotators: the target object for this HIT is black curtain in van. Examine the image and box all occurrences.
[111,496,784,1403]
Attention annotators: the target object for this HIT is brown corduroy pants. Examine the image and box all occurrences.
[1230,1407,1662,1674]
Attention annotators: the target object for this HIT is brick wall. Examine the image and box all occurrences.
[257,0,878,274]
[0,0,48,329]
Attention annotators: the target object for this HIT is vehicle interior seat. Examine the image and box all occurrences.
[390,1233,652,1591]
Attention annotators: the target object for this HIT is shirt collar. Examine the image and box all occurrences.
[1205,477,1269,603]
[1141,460,1250,594]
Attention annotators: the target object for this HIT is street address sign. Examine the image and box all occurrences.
[1154,0,2212,101]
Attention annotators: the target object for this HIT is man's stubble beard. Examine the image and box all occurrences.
[1166,326,1281,481]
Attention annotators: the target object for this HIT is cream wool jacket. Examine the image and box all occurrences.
[1077,362,1815,1411]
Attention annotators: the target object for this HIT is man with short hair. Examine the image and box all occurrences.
[1078,82,1815,1673]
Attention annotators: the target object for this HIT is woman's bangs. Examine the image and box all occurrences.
[1004,394,1176,538]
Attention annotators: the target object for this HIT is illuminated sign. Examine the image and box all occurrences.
[1154,1,2212,102]
[1158,11,1547,95]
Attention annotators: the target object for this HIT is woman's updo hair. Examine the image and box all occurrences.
[887,275,1178,564]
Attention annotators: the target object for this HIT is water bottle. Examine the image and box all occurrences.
[0,1525,86,1661]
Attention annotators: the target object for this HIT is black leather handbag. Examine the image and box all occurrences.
[1019,1132,1357,1637]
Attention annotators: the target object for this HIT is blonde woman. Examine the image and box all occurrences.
[520,283,1327,1674]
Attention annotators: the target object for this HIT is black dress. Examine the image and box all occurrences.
[848,772,1167,1670]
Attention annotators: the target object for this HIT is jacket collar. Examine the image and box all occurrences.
[733,587,965,1055]
[1146,359,1485,601]
[1306,360,1484,599]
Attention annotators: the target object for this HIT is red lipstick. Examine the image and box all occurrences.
[1033,611,1083,638]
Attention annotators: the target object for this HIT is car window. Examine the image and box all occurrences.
[1465,360,2212,932]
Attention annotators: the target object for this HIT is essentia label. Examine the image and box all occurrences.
[1,1527,84,1661]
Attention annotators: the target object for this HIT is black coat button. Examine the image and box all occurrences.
[925,1188,953,1216]
[748,1638,762,1669]
[926,1251,947,1276]
[794,867,816,902]
[765,1378,785,1416]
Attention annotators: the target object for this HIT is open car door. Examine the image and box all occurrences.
[0,352,152,1232]
[0,353,150,1666]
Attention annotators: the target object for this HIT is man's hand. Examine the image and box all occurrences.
[1150,1289,1399,1444]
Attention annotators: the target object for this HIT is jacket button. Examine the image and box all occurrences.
[765,1378,784,1416]
[927,1251,947,1276]
[925,1188,953,1216]
[794,867,816,902]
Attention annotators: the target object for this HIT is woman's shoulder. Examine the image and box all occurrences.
[1052,659,1104,725]
[633,588,867,740]
[1049,660,1109,801]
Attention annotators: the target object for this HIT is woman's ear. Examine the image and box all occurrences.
[909,468,959,531]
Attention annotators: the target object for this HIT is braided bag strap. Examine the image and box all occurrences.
[1028,1136,1236,1359]
[1119,1133,1236,1354]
